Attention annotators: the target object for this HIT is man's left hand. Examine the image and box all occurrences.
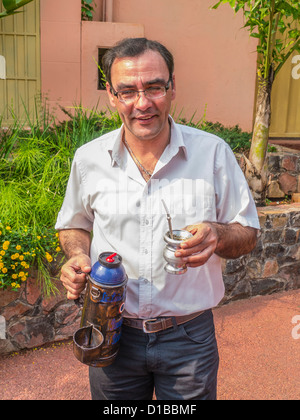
[174,223,219,267]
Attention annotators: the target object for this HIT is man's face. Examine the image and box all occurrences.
[106,50,176,143]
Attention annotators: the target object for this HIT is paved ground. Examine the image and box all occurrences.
[1,289,299,400]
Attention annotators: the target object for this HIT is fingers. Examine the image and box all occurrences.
[60,255,91,300]
[175,223,218,267]
[182,223,211,248]
[67,290,83,300]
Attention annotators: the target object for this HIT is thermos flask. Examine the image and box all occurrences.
[73,252,127,367]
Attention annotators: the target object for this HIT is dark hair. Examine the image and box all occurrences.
[102,38,174,87]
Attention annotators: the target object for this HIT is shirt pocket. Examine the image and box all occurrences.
[158,178,216,226]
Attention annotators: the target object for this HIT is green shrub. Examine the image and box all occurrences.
[177,114,252,153]
[0,101,121,294]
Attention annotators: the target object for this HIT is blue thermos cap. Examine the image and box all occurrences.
[90,252,126,286]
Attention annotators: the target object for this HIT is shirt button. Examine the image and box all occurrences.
[144,249,148,254]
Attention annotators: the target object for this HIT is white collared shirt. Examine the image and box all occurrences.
[55,117,260,317]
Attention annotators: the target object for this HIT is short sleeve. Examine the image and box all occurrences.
[55,151,94,232]
[214,143,260,229]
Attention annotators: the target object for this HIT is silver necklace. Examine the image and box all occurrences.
[123,137,153,178]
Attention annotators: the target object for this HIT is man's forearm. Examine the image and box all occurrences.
[208,222,258,259]
[58,228,91,259]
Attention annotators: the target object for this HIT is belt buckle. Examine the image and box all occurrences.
[142,318,157,333]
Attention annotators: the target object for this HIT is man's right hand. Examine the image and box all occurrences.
[60,254,92,300]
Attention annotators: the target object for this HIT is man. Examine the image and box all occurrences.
[55,38,260,400]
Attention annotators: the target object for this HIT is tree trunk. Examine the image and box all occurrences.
[244,72,274,205]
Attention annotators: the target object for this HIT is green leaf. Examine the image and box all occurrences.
[2,0,34,12]
[211,1,223,10]
[228,0,236,8]
[250,32,261,39]
[0,9,21,18]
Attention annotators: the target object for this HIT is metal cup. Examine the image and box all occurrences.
[73,325,104,365]
[163,229,193,275]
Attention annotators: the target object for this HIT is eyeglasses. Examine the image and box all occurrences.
[111,79,172,105]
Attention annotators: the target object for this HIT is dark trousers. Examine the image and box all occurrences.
[89,309,219,400]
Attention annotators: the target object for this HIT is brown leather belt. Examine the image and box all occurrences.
[123,310,205,333]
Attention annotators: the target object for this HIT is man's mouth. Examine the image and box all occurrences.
[135,115,156,122]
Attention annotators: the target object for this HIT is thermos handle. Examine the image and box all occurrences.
[74,295,84,308]
[73,269,87,308]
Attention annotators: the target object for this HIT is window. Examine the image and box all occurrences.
[98,48,109,90]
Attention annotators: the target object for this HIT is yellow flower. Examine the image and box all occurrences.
[18,271,25,277]
[0,250,5,256]
[12,274,18,279]
[16,245,21,251]
[6,226,11,231]
[0,231,2,235]
[0,263,3,269]
[11,282,16,287]
[11,254,16,260]
[45,252,53,263]
[19,255,24,261]
[37,236,41,240]
[21,276,27,282]
[2,268,8,273]
[56,246,61,252]
[3,241,10,250]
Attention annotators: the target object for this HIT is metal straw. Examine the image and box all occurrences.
[161,199,174,239]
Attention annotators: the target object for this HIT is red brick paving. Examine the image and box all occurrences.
[1,289,299,400]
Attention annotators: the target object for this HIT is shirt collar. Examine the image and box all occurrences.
[109,127,125,168]
[168,116,189,160]
[109,115,189,167]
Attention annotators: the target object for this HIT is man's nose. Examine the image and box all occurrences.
[135,91,152,109]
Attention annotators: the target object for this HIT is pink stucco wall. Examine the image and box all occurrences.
[81,21,144,111]
[40,0,257,130]
[40,0,81,120]
[40,0,144,120]
[112,0,258,131]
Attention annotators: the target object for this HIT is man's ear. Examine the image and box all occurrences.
[106,82,117,108]
[171,74,176,101]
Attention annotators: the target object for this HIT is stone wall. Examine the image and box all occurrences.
[0,277,81,355]
[1,203,300,355]
[266,147,300,199]
[222,204,300,303]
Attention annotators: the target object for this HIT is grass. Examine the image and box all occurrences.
[0,101,122,230]
[0,100,122,294]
